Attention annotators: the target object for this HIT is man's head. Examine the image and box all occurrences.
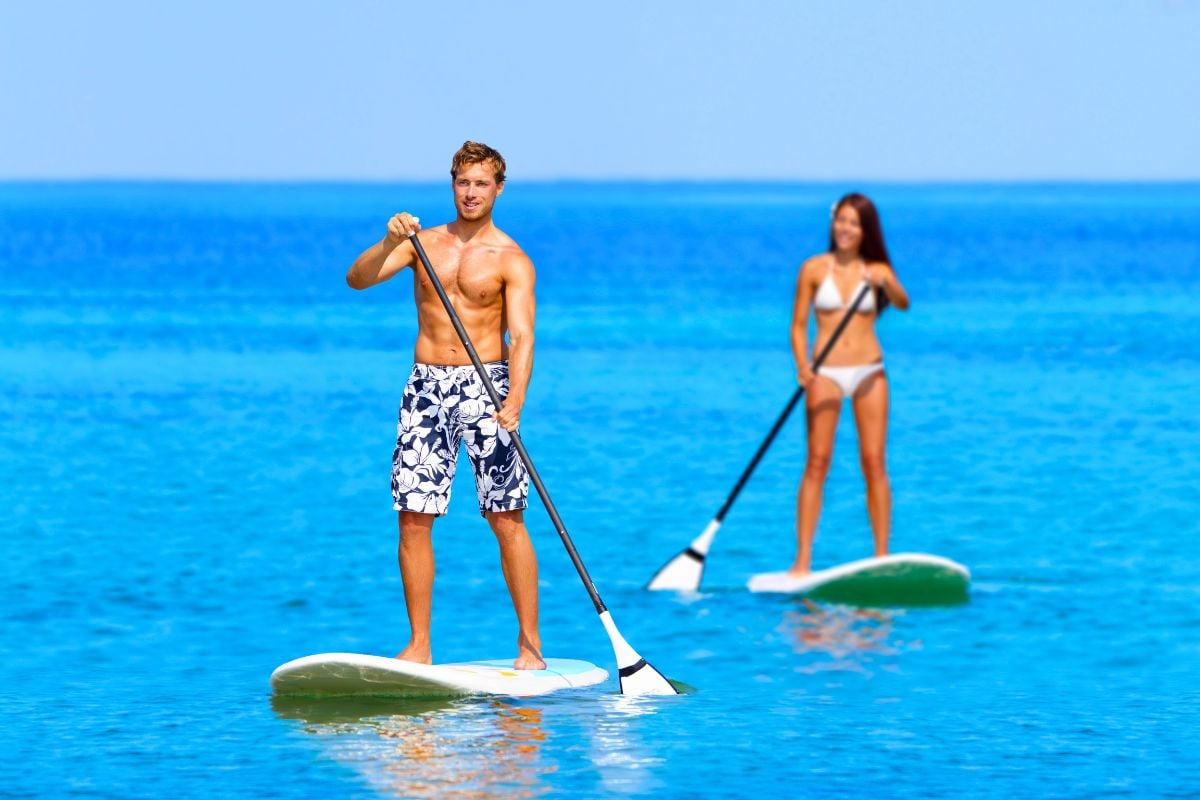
[450,141,506,185]
[450,142,506,223]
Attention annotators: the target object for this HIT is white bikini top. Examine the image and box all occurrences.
[813,260,876,314]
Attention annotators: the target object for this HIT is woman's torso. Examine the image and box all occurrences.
[810,255,884,367]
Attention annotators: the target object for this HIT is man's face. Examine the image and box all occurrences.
[453,161,504,222]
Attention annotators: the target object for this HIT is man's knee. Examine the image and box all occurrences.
[486,509,526,540]
[399,511,435,538]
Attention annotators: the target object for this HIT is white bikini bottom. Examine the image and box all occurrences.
[816,362,885,399]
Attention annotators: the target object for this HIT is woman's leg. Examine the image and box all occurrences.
[793,376,843,574]
[852,371,890,557]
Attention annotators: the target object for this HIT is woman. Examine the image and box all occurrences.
[788,193,909,575]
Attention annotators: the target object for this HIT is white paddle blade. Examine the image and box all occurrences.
[599,611,679,696]
[619,657,678,696]
[645,520,720,592]
[645,550,704,591]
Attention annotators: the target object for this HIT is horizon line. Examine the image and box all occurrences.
[3,176,1200,187]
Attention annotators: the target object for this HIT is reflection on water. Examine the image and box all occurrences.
[589,694,670,796]
[271,695,459,727]
[272,695,553,799]
[271,690,686,798]
[778,599,920,674]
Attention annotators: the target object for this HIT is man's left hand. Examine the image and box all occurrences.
[494,403,521,432]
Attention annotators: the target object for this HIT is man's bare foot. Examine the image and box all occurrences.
[514,651,546,670]
[514,633,545,670]
[395,643,432,665]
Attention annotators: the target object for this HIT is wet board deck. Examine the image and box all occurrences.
[270,654,609,698]
[748,553,970,606]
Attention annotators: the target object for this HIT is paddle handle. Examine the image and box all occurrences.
[712,281,874,523]
[407,233,608,615]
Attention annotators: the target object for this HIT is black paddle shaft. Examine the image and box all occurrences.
[713,281,875,522]
[407,233,608,615]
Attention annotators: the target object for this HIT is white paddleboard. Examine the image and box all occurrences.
[270,653,609,698]
[748,553,970,605]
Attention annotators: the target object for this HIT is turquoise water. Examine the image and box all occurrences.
[3,182,1199,798]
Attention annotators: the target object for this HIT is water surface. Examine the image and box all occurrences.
[2,181,1198,798]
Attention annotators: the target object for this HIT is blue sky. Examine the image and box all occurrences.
[2,1,1197,181]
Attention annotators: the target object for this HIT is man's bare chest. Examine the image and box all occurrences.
[416,245,504,305]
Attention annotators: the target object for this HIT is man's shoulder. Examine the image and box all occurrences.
[500,245,534,278]
[487,228,533,267]
[419,223,454,243]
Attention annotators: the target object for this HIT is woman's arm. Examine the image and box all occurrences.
[865,262,910,311]
[790,258,818,384]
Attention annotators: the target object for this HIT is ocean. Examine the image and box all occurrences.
[2,181,1198,798]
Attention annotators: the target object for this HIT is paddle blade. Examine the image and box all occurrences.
[645,548,705,592]
[645,519,720,592]
[599,611,679,696]
[619,656,679,696]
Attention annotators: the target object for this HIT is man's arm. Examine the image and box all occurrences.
[494,252,536,431]
[346,213,420,290]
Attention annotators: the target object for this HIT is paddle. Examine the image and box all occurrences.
[645,281,874,591]
[407,231,679,696]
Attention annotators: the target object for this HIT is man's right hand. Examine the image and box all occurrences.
[386,212,421,244]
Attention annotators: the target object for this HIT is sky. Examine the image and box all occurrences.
[2,0,1198,182]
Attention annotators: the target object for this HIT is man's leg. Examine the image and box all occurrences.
[486,509,545,670]
[396,510,436,664]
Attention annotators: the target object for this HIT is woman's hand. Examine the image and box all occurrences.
[797,364,816,387]
[864,265,890,289]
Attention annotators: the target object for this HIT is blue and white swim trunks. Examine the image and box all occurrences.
[391,361,529,517]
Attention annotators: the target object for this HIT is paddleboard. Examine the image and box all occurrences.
[270,653,609,698]
[748,553,970,606]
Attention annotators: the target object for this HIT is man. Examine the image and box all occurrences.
[346,141,544,670]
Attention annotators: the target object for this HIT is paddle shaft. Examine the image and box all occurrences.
[407,233,608,614]
[711,281,874,523]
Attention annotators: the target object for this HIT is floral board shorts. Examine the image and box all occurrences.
[391,361,529,517]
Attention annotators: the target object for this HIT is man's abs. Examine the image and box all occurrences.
[413,314,509,365]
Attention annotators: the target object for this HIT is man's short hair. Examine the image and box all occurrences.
[450,141,507,184]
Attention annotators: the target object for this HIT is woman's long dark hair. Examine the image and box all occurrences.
[827,192,893,314]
